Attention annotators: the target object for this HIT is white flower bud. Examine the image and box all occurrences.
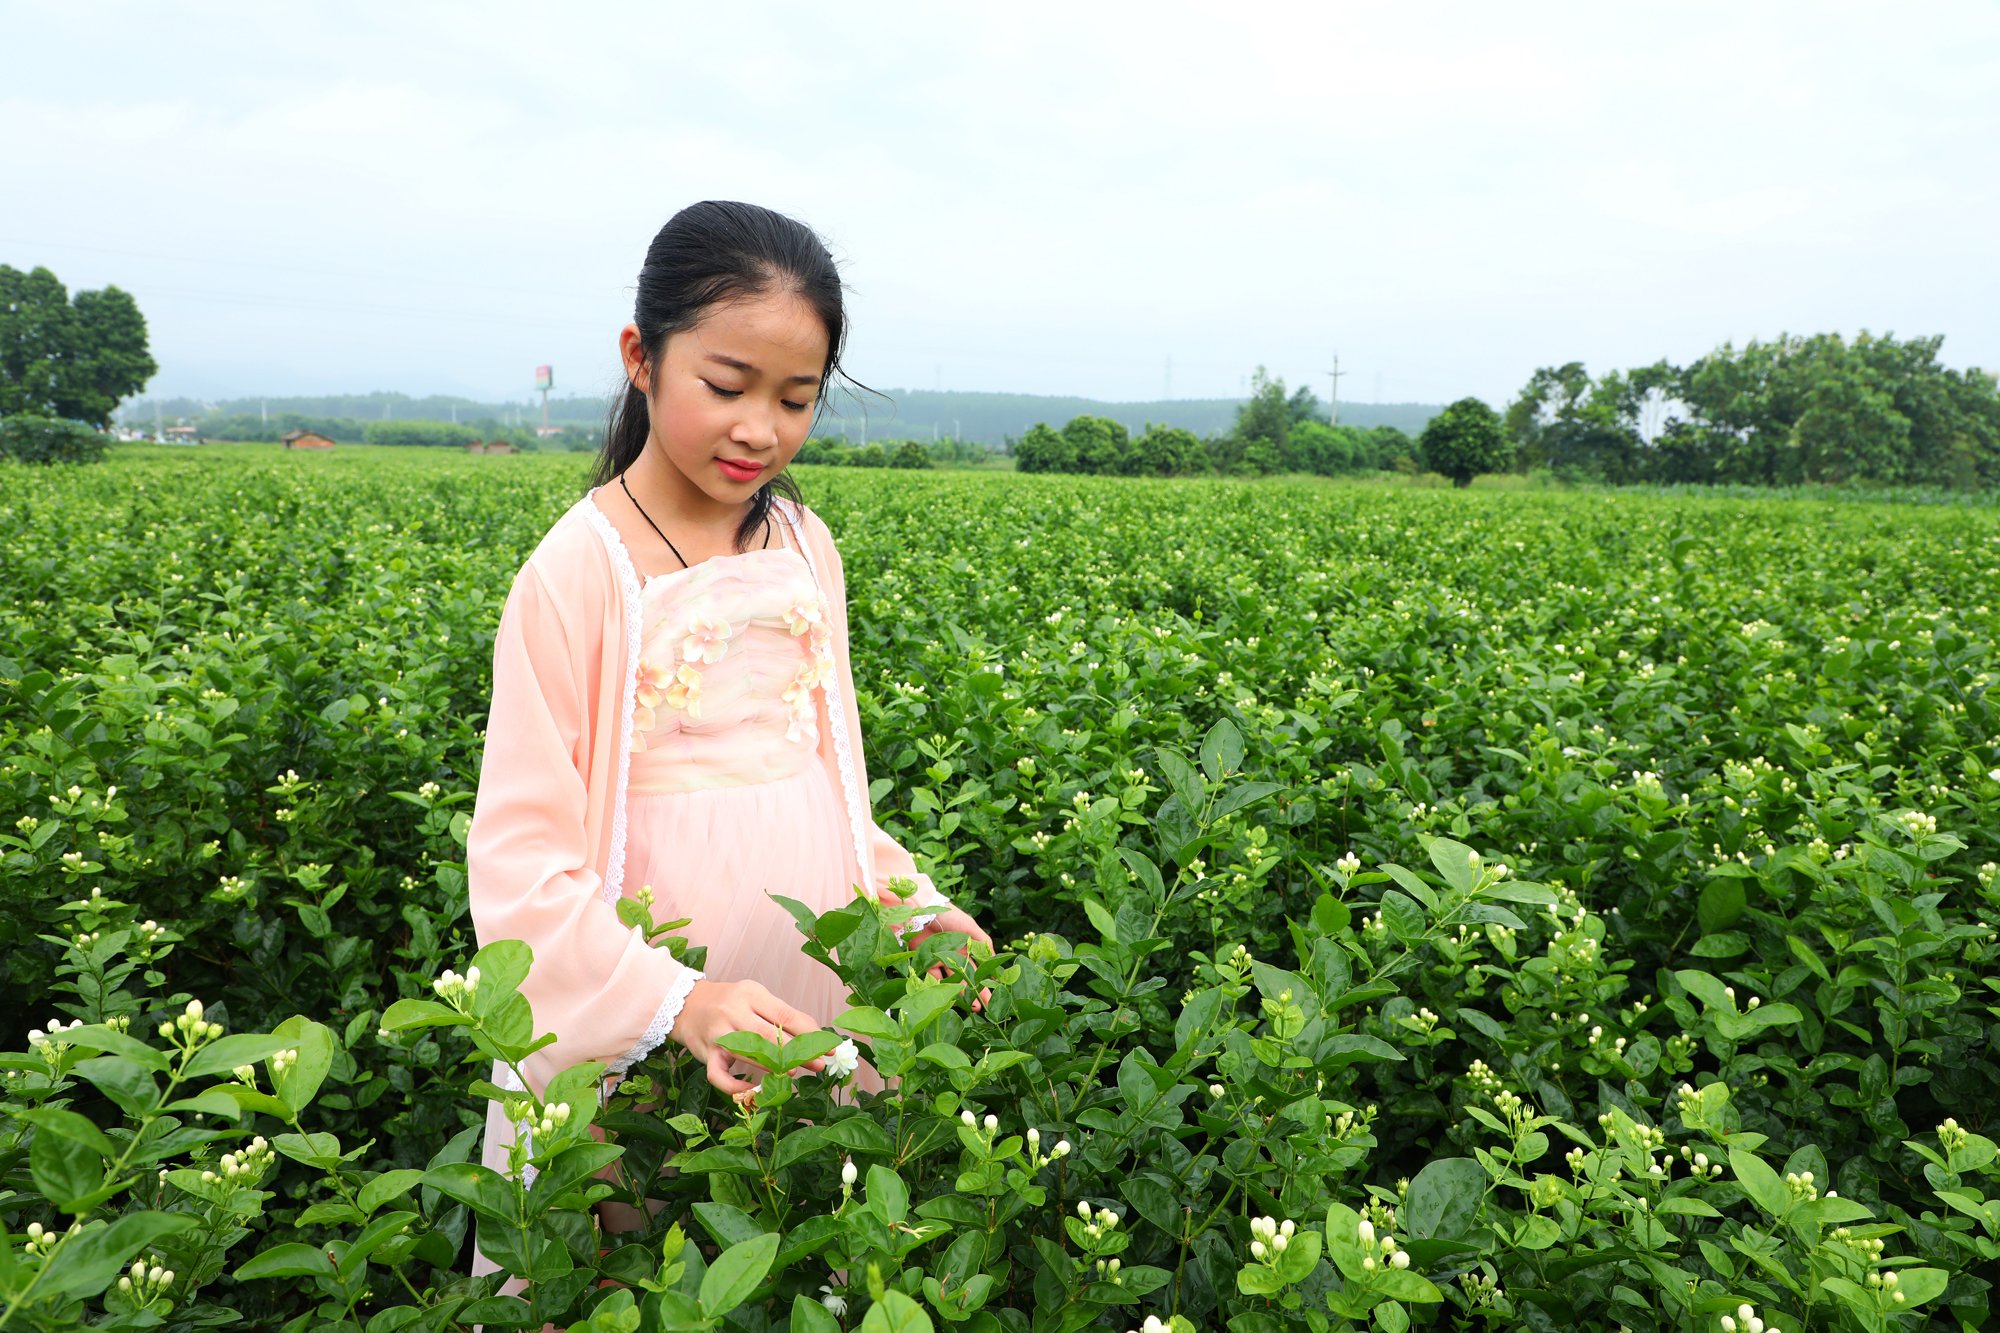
[841,1159,857,1187]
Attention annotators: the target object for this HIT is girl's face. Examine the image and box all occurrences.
[622,288,829,516]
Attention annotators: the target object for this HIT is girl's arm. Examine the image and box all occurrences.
[467,562,704,1095]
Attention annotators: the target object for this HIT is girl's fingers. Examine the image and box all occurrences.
[705,1048,754,1096]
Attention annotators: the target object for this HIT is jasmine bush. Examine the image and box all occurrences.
[2,447,1997,1329]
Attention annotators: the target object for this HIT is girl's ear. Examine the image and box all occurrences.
[618,324,652,396]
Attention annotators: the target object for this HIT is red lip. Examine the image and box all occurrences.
[717,458,765,478]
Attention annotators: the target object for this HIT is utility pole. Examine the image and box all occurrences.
[1328,355,1347,427]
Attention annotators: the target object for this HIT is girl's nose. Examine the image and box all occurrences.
[732,402,780,449]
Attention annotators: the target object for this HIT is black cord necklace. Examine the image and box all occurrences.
[617,472,771,572]
[619,473,690,570]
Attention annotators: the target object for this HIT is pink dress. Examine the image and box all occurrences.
[622,523,873,1072]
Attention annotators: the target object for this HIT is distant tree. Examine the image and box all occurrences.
[1228,367,1291,472]
[1285,420,1362,474]
[66,286,157,427]
[889,440,932,469]
[1013,422,1071,473]
[1287,384,1324,427]
[1419,397,1511,487]
[850,443,888,468]
[1061,415,1128,474]
[0,265,156,427]
[1128,424,1208,476]
[1363,425,1415,470]
[0,262,156,422]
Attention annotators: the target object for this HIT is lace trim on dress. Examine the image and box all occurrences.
[576,495,645,907]
[610,967,706,1075]
[774,499,878,890]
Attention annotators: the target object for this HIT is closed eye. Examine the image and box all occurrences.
[702,380,742,400]
[783,399,813,413]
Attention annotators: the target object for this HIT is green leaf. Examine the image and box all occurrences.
[162,1088,249,1119]
[1199,718,1244,783]
[184,1032,299,1080]
[337,1211,419,1279]
[1404,1157,1484,1240]
[40,1213,198,1300]
[527,1141,623,1208]
[1212,781,1283,820]
[1885,1266,1948,1308]
[24,1106,117,1158]
[274,1131,345,1168]
[698,1231,779,1317]
[469,938,533,1004]
[694,1202,768,1250]
[837,1006,901,1041]
[868,1164,910,1225]
[858,1290,936,1333]
[31,1126,105,1213]
[1425,837,1481,894]
[1729,1147,1790,1219]
[792,1293,843,1333]
[1697,878,1746,934]
[271,1015,335,1110]
[1082,895,1120,945]
[235,1241,338,1279]
[422,1161,520,1224]
[1690,931,1749,958]
[1477,880,1558,906]
[70,1056,158,1117]
[378,998,466,1034]
[1674,969,1734,1012]
[918,1041,971,1069]
[57,1025,172,1072]
[1155,749,1204,816]
[357,1169,427,1215]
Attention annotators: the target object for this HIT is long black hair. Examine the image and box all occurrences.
[592,201,846,549]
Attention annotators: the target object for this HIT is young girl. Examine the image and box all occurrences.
[464,201,991,1272]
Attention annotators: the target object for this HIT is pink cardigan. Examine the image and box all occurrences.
[466,491,945,1153]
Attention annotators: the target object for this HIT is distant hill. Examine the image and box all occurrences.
[814,388,1440,444]
[122,388,1442,445]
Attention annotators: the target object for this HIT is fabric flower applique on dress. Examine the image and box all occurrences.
[782,653,831,745]
[681,609,734,665]
[782,597,824,639]
[633,654,703,751]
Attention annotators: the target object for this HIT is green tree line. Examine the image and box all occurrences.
[1508,332,2000,488]
[1011,368,1420,478]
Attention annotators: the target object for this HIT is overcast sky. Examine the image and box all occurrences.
[7,2,1998,409]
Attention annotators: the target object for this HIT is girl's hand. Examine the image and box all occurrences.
[672,978,827,1097]
[879,892,995,1013]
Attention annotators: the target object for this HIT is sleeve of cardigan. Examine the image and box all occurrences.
[808,513,955,933]
[468,563,704,1095]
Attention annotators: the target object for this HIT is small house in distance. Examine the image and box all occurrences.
[466,440,519,455]
[161,425,202,445]
[282,430,336,450]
